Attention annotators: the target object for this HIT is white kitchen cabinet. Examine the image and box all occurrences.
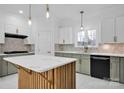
[116,16,124,42]
[101,18,115,43]
[58,27,73,44]
[24,29,32,44]
[80,54,90,75]
[101,16,124,43]
[110,57,119,82]
[0,23,5,43]
[18,26,27,36]
[5,24,17,34]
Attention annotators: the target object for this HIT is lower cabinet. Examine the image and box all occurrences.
[55,52,63,57]
[55,52,90,74]
[0,60,17,77]
[8,62,17,75]
[0,59,8,76]
[71,54,81,73]
[80,55,90,75]
[110,57,119,82]
[119,58,124,83]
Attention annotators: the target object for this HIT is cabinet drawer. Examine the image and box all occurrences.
[110,57,120,62]
[55,53,63,57]
[62,53,72,58]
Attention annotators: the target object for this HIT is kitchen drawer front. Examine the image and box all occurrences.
[81,54,90,59]
[62,53,72,58]
[110,57,120,62]
[55,53,63,57]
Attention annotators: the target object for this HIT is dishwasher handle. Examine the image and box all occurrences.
[91,56,110,60]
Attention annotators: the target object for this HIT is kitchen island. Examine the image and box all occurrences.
[4,55,76,89]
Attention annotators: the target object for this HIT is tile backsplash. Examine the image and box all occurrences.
[0,37,34,53]
[55,43,124,53]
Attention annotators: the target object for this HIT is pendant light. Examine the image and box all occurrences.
[46,4,50,19]
[80,11,84,31]
[28,4,32,26]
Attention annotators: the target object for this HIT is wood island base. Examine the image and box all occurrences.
[18,62,76,89]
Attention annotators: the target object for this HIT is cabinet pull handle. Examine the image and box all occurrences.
[114,36,117,42]
[63,40,65,44]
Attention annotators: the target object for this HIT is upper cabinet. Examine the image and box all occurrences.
[24,27,34,44]
[116,16,124,42]
[101,16,124,43]
[57,27,73,44]
[5,24,17,34]
[5,24,34,44]
[101,18,115,43]
[5,24,27,36]
[0,23,5,43]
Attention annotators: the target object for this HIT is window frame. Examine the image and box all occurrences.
[75,29,98,48]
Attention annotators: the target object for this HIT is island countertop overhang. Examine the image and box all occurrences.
[3,55,77,73]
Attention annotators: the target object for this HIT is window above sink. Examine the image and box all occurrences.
[76,29,97,47]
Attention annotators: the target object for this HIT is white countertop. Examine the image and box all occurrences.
[55,51,124,57]
[4,55,77,73]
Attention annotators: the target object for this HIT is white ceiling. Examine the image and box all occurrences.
[0,4,124,25]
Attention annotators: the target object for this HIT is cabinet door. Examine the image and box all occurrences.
[101,18,115,43]
[64,27,73,44]
[18,27,27,35]
[5,24,17,34]
[58,27,73,44]
[0,58,2,76]
[116,16,124,42]
[0,23,4,43]
[58,28,65,44]
[71,54,81,73]
[110,57,119,81]
[8,62,17,75]
[1,60,8,76]
[80,55,90,75]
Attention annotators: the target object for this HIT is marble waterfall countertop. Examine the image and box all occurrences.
[55,51,124,57]
[4,55,77,73]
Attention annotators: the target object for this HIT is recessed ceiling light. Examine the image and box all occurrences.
[19,10,23,14]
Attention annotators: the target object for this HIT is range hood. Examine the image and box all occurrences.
[5,33,28,39]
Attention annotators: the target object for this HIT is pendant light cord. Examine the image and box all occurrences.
[29,4,31,19]
[80,11,84,28]
[46,4,49,12]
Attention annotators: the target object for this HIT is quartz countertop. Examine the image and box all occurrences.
[55,51,124,57]
[4,55,77,73]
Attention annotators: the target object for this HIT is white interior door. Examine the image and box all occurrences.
[37,30,54,55]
